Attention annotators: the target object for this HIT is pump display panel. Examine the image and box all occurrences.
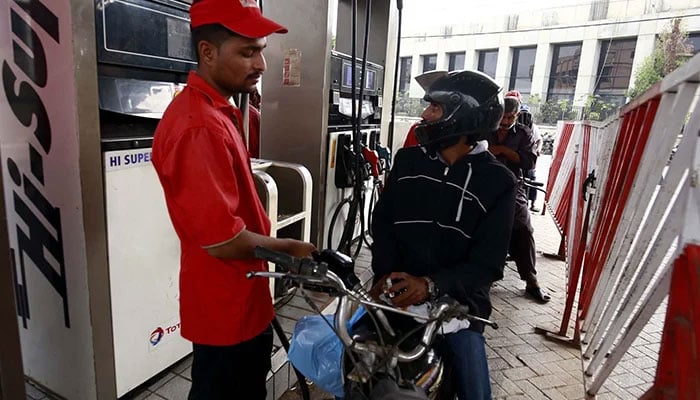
[341,62,379,92]
[96,0,196,74]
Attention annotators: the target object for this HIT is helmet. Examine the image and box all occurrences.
[518,103,534,129]
[415,70,448,90]
[414,70,504,152]
[505,90,522,102]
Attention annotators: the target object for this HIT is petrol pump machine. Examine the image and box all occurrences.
[260,0,399,249]
[98,0,196,396]
[0,0,398,398]
[1,0,197,398]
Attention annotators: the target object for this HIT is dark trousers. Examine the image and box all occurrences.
[527,169,537,203]
[510,196,537,282]
[188,325,273,400]
[445,330,492,400]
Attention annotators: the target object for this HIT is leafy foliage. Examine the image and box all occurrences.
[582,95,618,121]
[628,18,692,99]
[536,99,577,124]
[527,93,542,106]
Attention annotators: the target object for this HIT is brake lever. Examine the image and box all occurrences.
[434,296,499,329]
[464,314,499,330]
[253,246,328,277]
[246,271,332,287]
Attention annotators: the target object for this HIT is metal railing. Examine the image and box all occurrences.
[539,53,700,397]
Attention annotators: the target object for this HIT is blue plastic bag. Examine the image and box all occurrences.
[287,307,366,398]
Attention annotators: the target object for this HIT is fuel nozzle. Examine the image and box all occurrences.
[375,143,392,173]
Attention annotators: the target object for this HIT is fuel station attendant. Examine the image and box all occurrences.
[152,0,315,398]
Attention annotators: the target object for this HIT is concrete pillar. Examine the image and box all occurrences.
[495,45,512,90]
[574,38,601,107]
[464,49,478,71]
[409,54,422,98]
[436,51,448,70]
[628,33,657,93]
[531,42,552,100]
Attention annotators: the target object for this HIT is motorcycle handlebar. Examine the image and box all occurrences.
[522,177,544,187]
[253,246,327,277]
[249,246,498,361]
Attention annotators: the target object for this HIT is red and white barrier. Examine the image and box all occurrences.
[539,121,598,340]
[540,53,700,397]
[545,121,577,241]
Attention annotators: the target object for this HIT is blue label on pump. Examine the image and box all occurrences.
[104,149,153,171]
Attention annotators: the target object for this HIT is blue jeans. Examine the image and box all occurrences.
[444,329,492,400]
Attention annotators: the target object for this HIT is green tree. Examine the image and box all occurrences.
[527,93,542,106]
[536,99,577,124]
[536,100,558,124]
[628,18,692,99]
[582,95,617,121]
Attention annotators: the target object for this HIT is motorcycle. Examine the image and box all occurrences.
[247,247,499,400]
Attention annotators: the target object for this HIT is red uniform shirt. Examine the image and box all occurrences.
[403,123,419,148]
[152,71,273,345]
[248,106,261,158]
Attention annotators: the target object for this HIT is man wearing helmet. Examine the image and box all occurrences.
[371,70,517,399]
[486,96,551,303]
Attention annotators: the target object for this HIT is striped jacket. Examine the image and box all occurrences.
[371,142,516,329]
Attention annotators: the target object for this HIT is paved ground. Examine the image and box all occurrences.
[278,210,667,400]
[25,156,668,400]
[24,210,666,400]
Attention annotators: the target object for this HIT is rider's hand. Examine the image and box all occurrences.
[284,239,317,259]
[490,145,519,162]
[385,272,429,308]
[368,275,389,301]
[489,144,503,155]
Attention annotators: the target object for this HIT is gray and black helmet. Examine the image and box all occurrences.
[414,70,504,153]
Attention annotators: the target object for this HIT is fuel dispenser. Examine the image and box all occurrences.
[0,0,200,397]
[97,0,196,396]
[0,0,397,398]
[260,0,399,251]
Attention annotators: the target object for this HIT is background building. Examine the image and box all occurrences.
[398,0,700,117]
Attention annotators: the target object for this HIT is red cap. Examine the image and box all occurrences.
[190,0,288,38]
[505,90,522,102]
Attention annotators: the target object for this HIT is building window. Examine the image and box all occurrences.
[595,38,637,106]
[399,57,412,93]
[509,47,536,99]
[688,32,700,54]
[477,49,498,79]
[448,52,465,71]
[547,43,582,103]
[422,54,437,73]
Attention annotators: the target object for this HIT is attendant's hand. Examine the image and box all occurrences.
[385,272,429,308]
[285,239,317,259]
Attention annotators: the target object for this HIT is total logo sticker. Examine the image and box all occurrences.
[149,322,181,347]
[150,327,165,346]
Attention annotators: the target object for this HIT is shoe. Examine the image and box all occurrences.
[525,286,551,303]
[530,206,541,213]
